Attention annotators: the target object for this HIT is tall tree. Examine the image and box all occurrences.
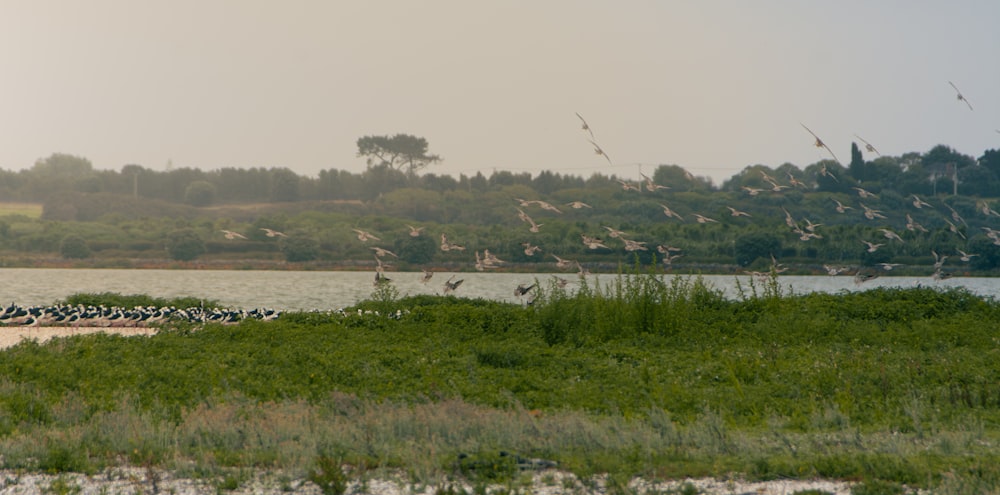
[356,134,441,177]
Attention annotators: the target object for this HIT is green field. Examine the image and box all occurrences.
[0,276,998,494]
[0,201,42,218]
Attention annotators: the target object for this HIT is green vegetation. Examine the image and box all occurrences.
[0,277,998,492]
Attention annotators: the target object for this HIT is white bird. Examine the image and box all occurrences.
[853,187,878,200]
[946,205,966,226]
[640,172,669,192]
[406,225,425,237]
[521,242,542,256]
[878,263,902,271]
[617,179,641,192]
[260,228,287,238]
[582,234,609,250]
[603,226,626,238]
[221,230,247,240]
[741,186,764,196]
[945,219,966,239]
[621,238,648,252]
[905,214,928,233]
[949,81,974,111]
[691,214,718,224]
[860,203,886,220]
[552,254,575,270]
[862,240,884,253]
[371,247,398,258]
[957,249,979,262]
[565,201,592,209]
[352,229,380,242]
[823,264,849,276]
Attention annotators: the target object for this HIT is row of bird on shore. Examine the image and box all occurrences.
[0,303,281,328]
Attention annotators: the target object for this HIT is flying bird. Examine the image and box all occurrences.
[854,134,881,156]
[220,229,247,240]
[406,225,425,237]
[259,228,287,238]
[800,123,841,164]
[352,229,380,242]
[371,247,398,258]
[948,81,974,111]
[575,112,596,140]
[832,199,853,213]
[727,206,751,217]
[443,275,464,294]
[521,242,542,256]
[911,195,933,209]
[862,240,884,253]
[565,201,592,209]
[587,139,613,165]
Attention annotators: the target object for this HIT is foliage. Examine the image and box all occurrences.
[734,231,781,267]
[183,180,216,206]
[357,134,442,176]
[58,234,91,259]
[59,292,219,309]
[164,228,206,261]
[280,232,320,262]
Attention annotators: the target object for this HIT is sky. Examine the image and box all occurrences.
[1,1,998,186]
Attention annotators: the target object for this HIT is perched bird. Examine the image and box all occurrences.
[854,134,881,156]
[948,81,974,111]
[801,123,841,164]
[443,275,464,294]
[352,229,380,242]
[260,228,287,238]
[221,229,247,240]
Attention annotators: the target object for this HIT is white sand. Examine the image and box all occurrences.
[0,326,157,349]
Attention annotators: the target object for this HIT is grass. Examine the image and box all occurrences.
[0,201,43,219]
[0,274,998,493]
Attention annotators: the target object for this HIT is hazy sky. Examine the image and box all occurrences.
[1,1,998,185]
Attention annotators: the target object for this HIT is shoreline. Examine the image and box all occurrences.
[0,326,157,349]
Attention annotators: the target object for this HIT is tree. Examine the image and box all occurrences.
[395,233,437,264]
[59,234,91,259]
[280,233,320,262]
[184,180,217,206]
[270,168,301,202]
[165,229,206,261]
[734,231,781,267]
[357,134,441,177]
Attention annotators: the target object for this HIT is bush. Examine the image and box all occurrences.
[165,228,206,261]
[59,234,91,259]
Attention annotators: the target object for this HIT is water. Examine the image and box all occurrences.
[0,268,996,311]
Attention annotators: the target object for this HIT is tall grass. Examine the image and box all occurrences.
[0,274,999,491]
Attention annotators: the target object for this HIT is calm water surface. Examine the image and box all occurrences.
[1,268,997,311]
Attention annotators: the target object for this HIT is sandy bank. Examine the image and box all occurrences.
[0,326,157,349]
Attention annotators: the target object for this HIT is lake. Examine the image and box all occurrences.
[1,268,997,311]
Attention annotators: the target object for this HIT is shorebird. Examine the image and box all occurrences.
[373,271,391,286]
[535,200,563,213]
[552,254,575,270]
[741,186,764,196]
[482,249,505,266]
[581,234,609,250]
[420,269,434,283]
[621,238,648,252]
[823,264,849,276]
[640,172,669,192]
[818,163,839,182]
[832,199,853,213]
[860,203,886,220]
[443,275,464,294]
[440,234,465,251]
[617,179,641,192]
[862,240,884,253]
[878,263,902,271]
[521,242,542,256]
[406,225,425,237]
[801,123,841,164]
[854,134,881,156]
[727,206,751,218]
[957,249,979,262]
[980,201,1000,217]
[691,213,718,224]
[803,218,822,232]
[220,230,247,240]
[587,139,613,165]
[657,244,682,255]
[552,275,571,288]
[946,219,966,239]
[371,247,397,258]
[782,208,797,229]
[517,208,543,232]
[932,249,948,270]
[603,226,626,238]
[575,112,596,140]
[662,253,683,266]
[575,261,591,278]
[514,283,537,297]
[352,229,380,242]
[854,270,879,284]
[260,228,287,238]
[853,187,878,200]
[948,81,974,111]
[786,172,808,189]
[565,201,592,209]
[879,228,904,243]
[911,195,933,209]
[658,203,684,221]
[905,214,928,233]
[946,205,966,225]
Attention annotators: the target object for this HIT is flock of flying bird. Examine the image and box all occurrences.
[210,81,994,299]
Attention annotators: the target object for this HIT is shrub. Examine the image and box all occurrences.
[59,234,91,259]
